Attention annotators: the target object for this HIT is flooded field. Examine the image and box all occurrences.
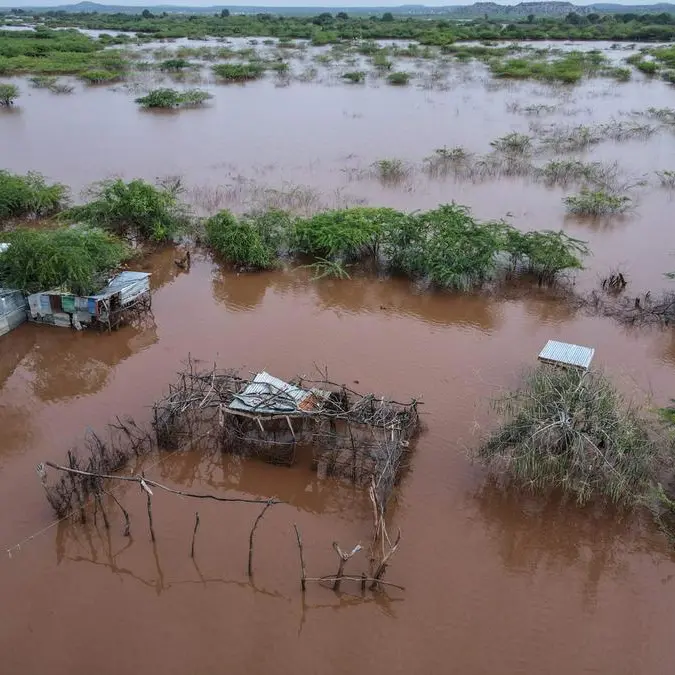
[2,37,675,675]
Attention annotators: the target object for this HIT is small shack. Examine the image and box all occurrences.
[538,339,595,371]
[0,288,27,337]
[26,271,151,331]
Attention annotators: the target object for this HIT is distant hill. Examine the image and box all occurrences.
[2,1,675,18]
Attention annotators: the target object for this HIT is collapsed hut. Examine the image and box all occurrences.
[153,362,420,511]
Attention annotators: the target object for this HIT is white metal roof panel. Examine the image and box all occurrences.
[538,340,595,370]
[229,371,325,415]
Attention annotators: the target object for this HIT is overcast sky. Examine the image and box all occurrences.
[0,0,662,7]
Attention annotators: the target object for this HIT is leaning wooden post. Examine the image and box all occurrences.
[141,473,155,543]
[95,491,110,530]
[190,511,200,558]
[103,489,130,536]
[293,524,307,591]
[248,501,273,578]
[370,530,401,590]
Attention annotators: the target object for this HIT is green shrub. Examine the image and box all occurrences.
[503,229,588,283]
[342,70,365,83]
[0,226,129,295]
[372,52,392,70]
[399,204,506,289]
[64,178,187,241]
[293,207,401,260]
[134,87,211,108]
[241,208,292,254]
[205,210,275,269]
[0,170,68,221]
[476,366,659,507]
[386,71,410,85]
[0,83,19,106]
[637,60,659,75]
[212,62,264,81]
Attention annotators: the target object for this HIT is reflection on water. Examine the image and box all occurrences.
[21,320,158,402]
[156,445,372,518]
[470,479,669,607]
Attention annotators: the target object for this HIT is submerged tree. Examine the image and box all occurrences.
[475,366,665,507]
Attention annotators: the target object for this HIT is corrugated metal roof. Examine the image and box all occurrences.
[538,340,595,370]
[92,271,150,304]
[229,372,327,415]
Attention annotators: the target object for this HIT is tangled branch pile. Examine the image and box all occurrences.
[475,366,664,507]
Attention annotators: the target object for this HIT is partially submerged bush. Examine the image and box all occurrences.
[205,210,276,270]
[490,132,533,155]
[342,70,365,83]
[491,51,606,84]
[30,76,74,94]
[0,226,129,295]
[135,88,212,108]
[0,83,19,106]
[564,188,631,216]
[159,58,192,70]
[636,60,659,75]
[293,207,399,260]
[371,158,410,184]
[504,229,588,283]
[79,70,121,84]
[0,170,69,221]
[212,63,264,81]
[423,146,473,177]
[64,178,188,241]
[656,170,675,188]
[386,71,410,86]
[476,366,659,507]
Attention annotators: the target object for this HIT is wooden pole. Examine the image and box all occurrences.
[293,524,307,591]
[103,489,130,536]
[190,511,200,558]
[142,472,156,543]
[248,501,273,578]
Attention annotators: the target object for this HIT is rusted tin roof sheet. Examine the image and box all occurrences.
[538,340,595,370]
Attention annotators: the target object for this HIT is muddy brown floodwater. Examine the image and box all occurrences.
[2,38,675,675]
